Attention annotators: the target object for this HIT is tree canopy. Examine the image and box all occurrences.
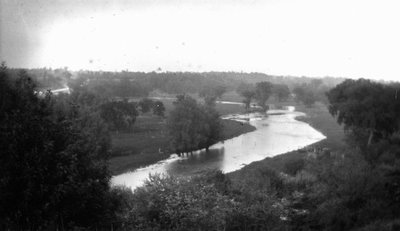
[167,95,222,154]
[0,65,121,230]
[152,100,166,117]
[327,78,400,148]
[272,84,290,102]
[237,83,256,110]
[100,100,138,131]
[199,85,226,106]
[293,85,317,107]
[255,81,273,110]
[138,98,154,113]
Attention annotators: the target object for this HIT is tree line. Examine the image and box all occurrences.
[237,80,333,109]
[8,68,343,105]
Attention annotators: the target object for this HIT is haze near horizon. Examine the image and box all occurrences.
[1,0,400,81]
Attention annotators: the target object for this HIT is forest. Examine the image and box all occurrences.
[1,64,399,230]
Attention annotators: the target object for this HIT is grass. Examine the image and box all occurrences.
[108,101,253,175]
[221,119,256,140]
[228,102,346,183]
[295,102,346,151]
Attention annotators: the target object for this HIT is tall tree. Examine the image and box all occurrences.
[99,100,138,131]
[255,81,273,110]
[0,66,117,230]
[167,95,202,154]
[139,98,154,113]
[272,84,290,102]
[327,79,400,148]
[237,83,255,110]
[199,105,223,150]
[167,95,222,154]
[241,90,255,110]
[152,100,166,117]
[293,85,317,107]
[199,85,226,106]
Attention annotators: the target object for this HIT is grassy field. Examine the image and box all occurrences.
[108,101,252,175]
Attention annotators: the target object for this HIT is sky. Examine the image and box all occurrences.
[1,0,400,81]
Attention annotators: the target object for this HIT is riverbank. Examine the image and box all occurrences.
[108,101,254,175]
[228,102,345,183]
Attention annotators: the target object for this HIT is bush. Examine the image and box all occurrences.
[284,158,305,175]
[127,173,234,230]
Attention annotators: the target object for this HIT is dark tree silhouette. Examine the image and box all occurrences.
[327,79,400,148]
[293,85,316,107]
[272,84,290,102]
[152,100,165,117]
[237,83,255,110]
[167,95,222,155]
[199,85,226,106]
[100,100,138,131]
[0,66,119,230]
[255,81,273,111]
[139,98,154,113]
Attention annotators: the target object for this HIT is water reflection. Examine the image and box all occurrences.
[166,148,225,176]
[112,108,326,190]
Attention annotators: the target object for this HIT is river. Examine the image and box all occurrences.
[112,106,326,190]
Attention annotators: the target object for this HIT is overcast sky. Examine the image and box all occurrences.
[1,0,400,81]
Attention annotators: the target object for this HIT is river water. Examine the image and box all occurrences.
[112,107,326,190]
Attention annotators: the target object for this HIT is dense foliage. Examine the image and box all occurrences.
[255,81,273,110]
[0,65,124,230]
[167,95,222,154]
[100,100,138,131]
[120,171,285,231]
[152,100,166,117]
[327,79,400,148]
[283,79,400,230]
[237,82,291,111]
[293,80,331,107]
[293,85,317,107]
[272,84,291,102]
[138,98,166,116]
[237,83,256,110]
[199,85,227,106]
[138,98,154,113]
